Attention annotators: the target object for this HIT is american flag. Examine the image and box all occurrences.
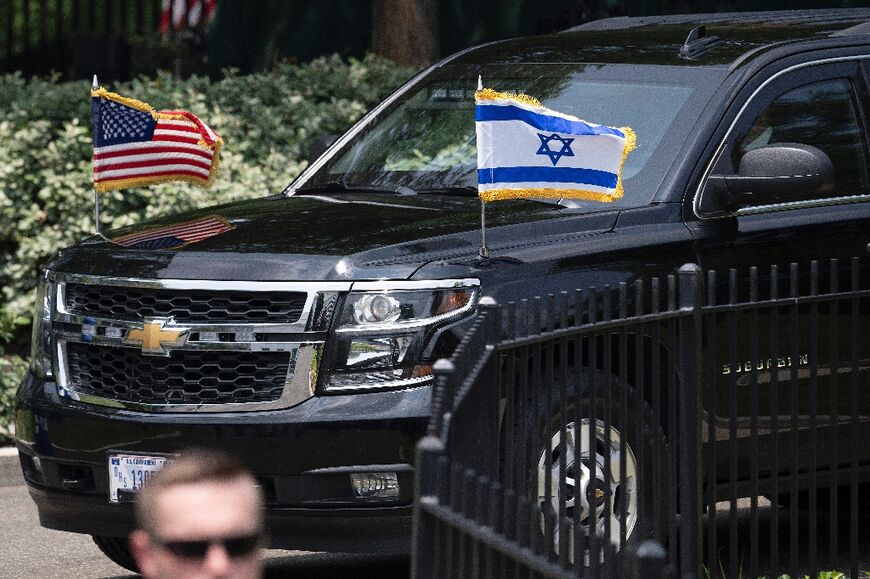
[159,0,218,32]
[111,215,234,250]
[91,88,222,193]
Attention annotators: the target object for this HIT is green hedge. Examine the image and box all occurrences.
[0,355,26,442]
[0,55,413,435]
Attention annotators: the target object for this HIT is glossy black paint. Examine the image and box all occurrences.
[16,9,870,553]
[53,194,592,280]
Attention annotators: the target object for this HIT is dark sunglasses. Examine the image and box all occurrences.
[153,532,261,559]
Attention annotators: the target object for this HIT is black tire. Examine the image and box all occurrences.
[530,369,668,568]
[92,535,139,573]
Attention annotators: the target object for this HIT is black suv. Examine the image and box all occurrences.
[15,8,870,568]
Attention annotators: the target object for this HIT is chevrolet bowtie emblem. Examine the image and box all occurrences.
[125,318,189,356]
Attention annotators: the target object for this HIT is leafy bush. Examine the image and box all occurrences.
[0,55,413,353]
[0,354,26,442]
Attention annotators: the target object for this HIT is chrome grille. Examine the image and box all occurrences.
[64,283,307,324]
[50,274,354,412]
[66,343,291,405]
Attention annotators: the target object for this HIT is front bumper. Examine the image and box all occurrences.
[15,372,430,553]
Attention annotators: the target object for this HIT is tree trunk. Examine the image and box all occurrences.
[372,0,439,68]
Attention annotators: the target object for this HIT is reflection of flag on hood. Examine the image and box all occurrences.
[111,215,234,250]
[91,88,222,192]
[475,88,635,203]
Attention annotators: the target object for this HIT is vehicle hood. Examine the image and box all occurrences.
[49,192,619,281]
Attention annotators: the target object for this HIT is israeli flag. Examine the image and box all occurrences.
[475,87,635,203]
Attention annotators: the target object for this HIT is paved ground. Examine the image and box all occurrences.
[0,447,409,579]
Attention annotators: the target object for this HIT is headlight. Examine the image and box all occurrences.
[29,273,53,378]
[353,294,401,324]
[322,283,478,392]
[337,288,474,331]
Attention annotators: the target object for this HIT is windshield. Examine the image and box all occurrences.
[294,63,724,209]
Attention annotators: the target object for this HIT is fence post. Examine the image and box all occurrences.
[478,295,501,344]
[678,263,702,579]
[477,297,501,479]
[412,434,446,579]
[428,358,455,437]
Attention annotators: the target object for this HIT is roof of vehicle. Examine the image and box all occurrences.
[456,9,870,67]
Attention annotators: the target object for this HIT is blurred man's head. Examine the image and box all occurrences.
[129,449,264,579]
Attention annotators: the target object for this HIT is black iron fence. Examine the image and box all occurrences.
[0,0,213,80]
[413,258,870,578]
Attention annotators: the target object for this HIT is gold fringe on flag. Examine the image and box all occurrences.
[91,87,223,193]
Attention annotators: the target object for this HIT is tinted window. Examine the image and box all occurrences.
[297,64,725,210]
[735,79,869,197]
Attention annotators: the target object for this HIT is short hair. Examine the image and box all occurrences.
[134,448,263,535]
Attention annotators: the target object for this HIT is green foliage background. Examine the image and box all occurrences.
[0,55,413,439]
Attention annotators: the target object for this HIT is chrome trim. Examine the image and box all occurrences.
[54,339,67,390]
[54,273,348,335]
[336,280,479,334]
[57,328,321,352]
[51,270,477,293]
[734,193,870,216]
[324,373,433,393]
[302,464,415,474]
[350,278,480,291]
[56,311,321,336]
[49,272,353,292]
[30,276,56,379]
[693,55,870,219]
[335,289,479,334]
[49,273,348,412]
[56,339,323,413]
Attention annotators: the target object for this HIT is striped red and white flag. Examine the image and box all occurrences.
[91,88,222,192]
[159,0,218,33]
[112,215,234,250]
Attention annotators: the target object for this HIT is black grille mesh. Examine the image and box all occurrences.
[66,343,290,405]
[65,284,306,324]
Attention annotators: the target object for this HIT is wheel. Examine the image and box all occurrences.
[532,370,666,567]
[537,418,639,565]
[92,535,139,573]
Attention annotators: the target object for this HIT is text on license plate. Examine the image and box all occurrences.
[108,453,169,502]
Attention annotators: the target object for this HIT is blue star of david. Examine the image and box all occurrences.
[536,133,575,166]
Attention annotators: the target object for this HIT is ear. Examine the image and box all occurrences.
[129,530,157,577]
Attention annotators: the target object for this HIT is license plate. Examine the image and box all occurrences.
[108,453,170,503]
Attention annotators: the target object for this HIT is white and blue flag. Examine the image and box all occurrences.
[475,87,635,203]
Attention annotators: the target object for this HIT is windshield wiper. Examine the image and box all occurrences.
[417,186,479,196]
[417,186,566,208]
[297,181,417,196]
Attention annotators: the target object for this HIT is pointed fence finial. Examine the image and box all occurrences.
[92,74,98,90]
[477,75,483,91]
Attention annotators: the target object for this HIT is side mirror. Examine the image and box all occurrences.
[702,143,834,212]
[307,134,339,165]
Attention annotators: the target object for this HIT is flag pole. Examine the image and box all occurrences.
[479,201,488,258]
[91,74,103,237]
[476,75,489,259]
